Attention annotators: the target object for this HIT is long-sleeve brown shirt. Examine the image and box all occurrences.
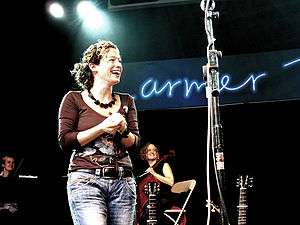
[58,91,140,171]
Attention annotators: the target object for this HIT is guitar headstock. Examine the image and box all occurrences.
[236,175,254,189]
[236,174,254,224]
[144,182,160,195]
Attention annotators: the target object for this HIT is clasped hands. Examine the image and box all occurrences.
[101,112,127,135]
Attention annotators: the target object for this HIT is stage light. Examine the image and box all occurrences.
[77,0,110,33]
[48,2,65,18]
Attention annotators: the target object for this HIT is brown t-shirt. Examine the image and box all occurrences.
[58,91,140,170]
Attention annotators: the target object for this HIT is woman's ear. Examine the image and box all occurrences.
[88,63,97,72]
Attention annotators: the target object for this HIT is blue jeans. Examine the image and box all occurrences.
[67,171,137,225]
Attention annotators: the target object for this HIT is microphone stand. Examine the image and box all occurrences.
[200,1,230,225]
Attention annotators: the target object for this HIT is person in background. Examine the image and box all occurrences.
[0,155,16,177]
[0,154,19,225]
[136,142,174,225]
[58,40,140,225]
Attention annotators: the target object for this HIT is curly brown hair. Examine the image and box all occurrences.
[70,40,118,90]
[139,142,160,161]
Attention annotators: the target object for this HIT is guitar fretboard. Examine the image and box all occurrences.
[237,187,248,225]
[147,193,158,224]
[144,181,160,225]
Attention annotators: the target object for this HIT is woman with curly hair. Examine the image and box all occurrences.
[136,142,174,225]
[58,40,140,225]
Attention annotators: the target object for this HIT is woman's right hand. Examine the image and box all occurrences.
[100,113,126,135]
[77,113,127,146]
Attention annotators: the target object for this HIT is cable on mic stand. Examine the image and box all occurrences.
[200,1,230,225]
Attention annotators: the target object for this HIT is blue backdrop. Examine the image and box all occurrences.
[116,48,300,110]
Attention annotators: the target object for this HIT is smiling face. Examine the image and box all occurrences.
[2,156,15,173]
[145,144,159,161]
[95,47,123,85]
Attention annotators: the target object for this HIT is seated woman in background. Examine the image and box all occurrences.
[0,154,19,225]
[136,142,174,225]
[0,155,16,178]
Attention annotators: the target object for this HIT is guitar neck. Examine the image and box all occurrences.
[146,182,159,225]
[237,188,248,225]
[147,194,158,225]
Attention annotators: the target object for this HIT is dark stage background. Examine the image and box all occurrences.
[0,1,299,225]
[1,100,299,225]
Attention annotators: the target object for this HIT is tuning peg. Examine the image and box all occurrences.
[248,177,254,187]
[236,177,242,187]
